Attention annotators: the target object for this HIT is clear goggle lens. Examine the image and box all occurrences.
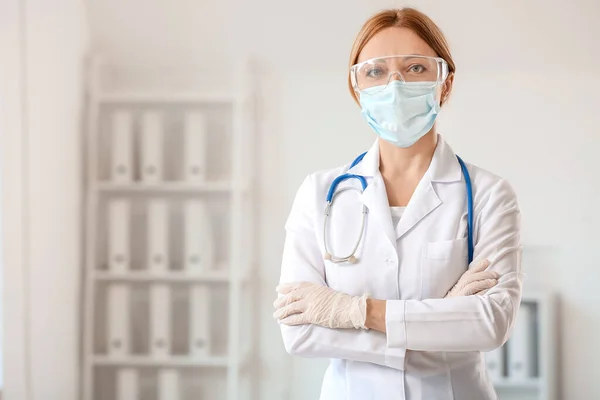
[351,55,449,94]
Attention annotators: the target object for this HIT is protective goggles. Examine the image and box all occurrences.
[350,55,449,94]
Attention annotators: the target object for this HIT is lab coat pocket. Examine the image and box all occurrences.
[422,238,469,299]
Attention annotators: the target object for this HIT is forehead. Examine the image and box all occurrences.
[357,27,438,63]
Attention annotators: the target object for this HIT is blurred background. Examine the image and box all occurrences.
[1,0,599,399]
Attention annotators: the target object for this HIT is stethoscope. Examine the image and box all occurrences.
[323,151,474,265]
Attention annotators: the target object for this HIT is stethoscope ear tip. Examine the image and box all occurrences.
[348,255,357,264]
[323,253,332,261]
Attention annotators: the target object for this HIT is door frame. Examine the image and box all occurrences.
[0,0,31,398]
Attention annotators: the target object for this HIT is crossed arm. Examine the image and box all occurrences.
[275,176,523,370]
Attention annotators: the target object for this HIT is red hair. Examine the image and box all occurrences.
[348,8,456,104]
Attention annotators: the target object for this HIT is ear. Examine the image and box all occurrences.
[441,73,454,106]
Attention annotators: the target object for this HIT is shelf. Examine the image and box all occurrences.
[92,348,253,369]
[95,181,233,194]
[493,378,541,390]
[98,92,238,104]
[93,265,255,284]
[94,270,231,283]
[92,355,229,368]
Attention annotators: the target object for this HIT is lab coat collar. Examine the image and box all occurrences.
[394,177,442,240]
[427,134,463,183]
[346,139,380,177]
[347,135,463,183]
[347,134,462,246]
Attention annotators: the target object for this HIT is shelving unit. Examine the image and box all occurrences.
[81,57,257,400]
[95,181,235,194]
[92,267,255,286]
[97,92,238,104]
[92,355,232,368]
[488,291,557,400]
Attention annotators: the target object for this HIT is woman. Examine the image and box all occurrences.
[273,7,523,400]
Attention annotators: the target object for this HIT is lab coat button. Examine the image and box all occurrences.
[385,258,393,264]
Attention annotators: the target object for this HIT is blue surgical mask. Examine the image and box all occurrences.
[359,80,441,148]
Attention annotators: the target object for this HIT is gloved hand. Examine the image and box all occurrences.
[273,282,368,329]
[445,258,500,297]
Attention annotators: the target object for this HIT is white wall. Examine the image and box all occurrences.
[0,1,30,396]
[86,0,600,399]
[0,0,90,399]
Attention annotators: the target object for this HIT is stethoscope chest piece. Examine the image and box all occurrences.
[324,252,358,264]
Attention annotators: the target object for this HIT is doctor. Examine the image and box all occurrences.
[273,7,523,400]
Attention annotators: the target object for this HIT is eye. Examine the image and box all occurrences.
[408,64,426,73]
[365,66,386,78]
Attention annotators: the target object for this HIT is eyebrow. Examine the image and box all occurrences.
[365,55,430,63]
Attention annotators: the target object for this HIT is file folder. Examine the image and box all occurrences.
[183,112,208,182]
[110,111,133,183]
[507,303,535,380]
[140,112,163,182]
[183,200,214,272]
[108,199,130,273]
[107,284,130,356]
[484,347,504,381]
[189,285,211,357]
[150,284,171,358]
[158,369,180,400]
[147,200,169,274]
[116,368,139,400]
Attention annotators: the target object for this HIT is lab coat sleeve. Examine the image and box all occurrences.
[278,175,406,370]
[386,178,524,352]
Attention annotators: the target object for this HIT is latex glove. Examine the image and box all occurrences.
[445,258,500,297]
[273,282,368,329]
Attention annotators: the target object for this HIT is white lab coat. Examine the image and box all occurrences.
[278,135,523,400]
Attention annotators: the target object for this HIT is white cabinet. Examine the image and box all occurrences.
[488,291,557,400]
[81,57,257,400]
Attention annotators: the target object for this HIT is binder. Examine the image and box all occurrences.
[183,112,208,182]
[116,368,139,400]
[150,284,171,358]
[507,303,535,380]
[107,284,130,356]
[147,200,169,274]
[108,199,130,273]
[484,347,504,381]
[171,289,188,355]
[110,111,133,183]
[183,200,214,272]
[140,112,163,183]
[189,285,211,357]
[158,369,180,400]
